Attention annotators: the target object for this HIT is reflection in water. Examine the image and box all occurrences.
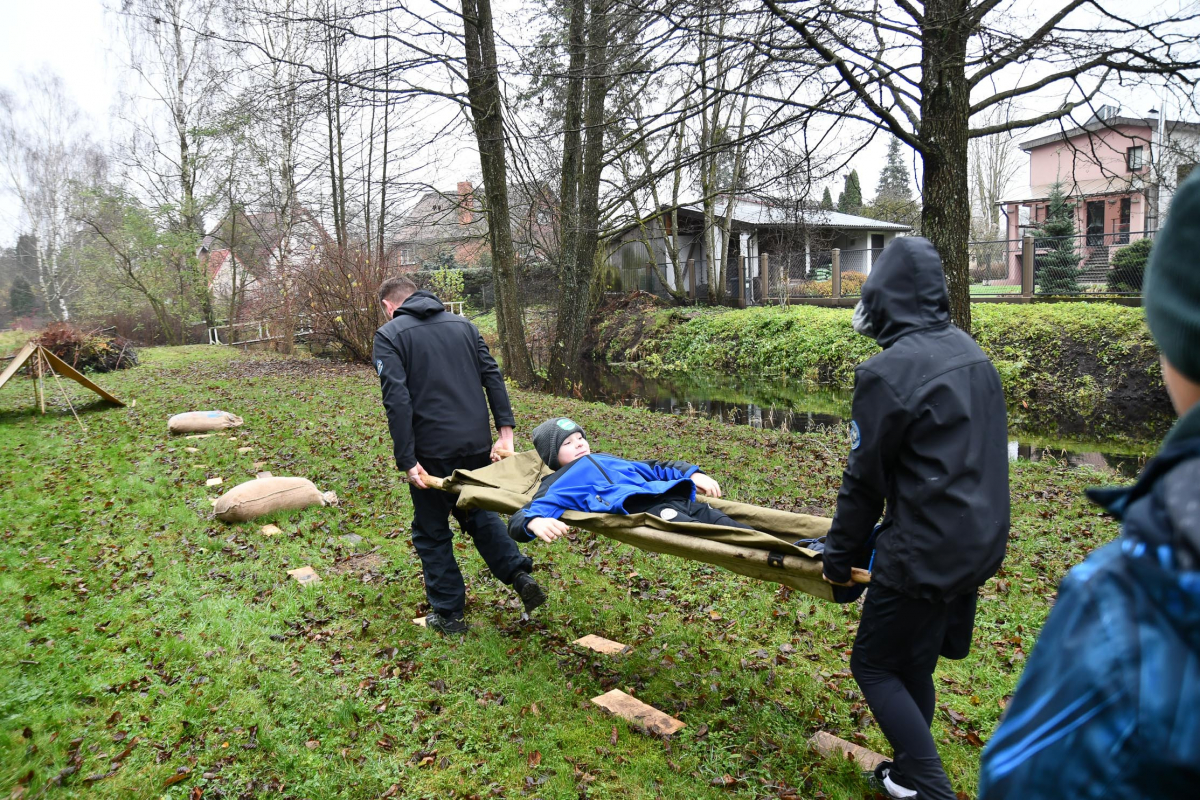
[579,363,1151,479]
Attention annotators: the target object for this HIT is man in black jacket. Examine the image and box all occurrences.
[373,277,546,635]
[822,238,1009,800]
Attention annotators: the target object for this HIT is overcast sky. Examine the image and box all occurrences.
[0,0,119,241]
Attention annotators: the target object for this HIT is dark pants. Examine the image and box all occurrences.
[850,585,977,800]
[640,498,753,529]
[409,453,533,618]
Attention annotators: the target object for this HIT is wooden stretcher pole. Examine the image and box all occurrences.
[34,347,45,414]
[414,448,515,491]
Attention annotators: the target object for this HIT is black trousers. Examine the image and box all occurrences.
[850,585,977,800]
[638,498,753,529]
[408,453,533,618]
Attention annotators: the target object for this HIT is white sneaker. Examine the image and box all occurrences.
[873,761,918,799]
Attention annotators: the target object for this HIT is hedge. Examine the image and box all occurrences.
[587,302,1173,440]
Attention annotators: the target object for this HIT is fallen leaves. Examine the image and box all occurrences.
[163,767,191,787]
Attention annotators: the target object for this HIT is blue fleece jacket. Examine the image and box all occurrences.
[977,405,1200,799]
[507,453,700,542]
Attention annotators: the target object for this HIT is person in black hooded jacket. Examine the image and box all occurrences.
[373,277,546,635]
[821,237,1010,800]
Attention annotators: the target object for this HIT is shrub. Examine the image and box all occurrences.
[428,267,466,301]
[298,247,391,364]
[791,271,867,298]
[34,323,139,372]
[587,301,1172,439]
[1106,238,1152,294]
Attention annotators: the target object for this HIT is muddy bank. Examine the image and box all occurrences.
[584,298,1174,441]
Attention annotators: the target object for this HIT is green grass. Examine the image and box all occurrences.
[0,346,1128,799]
[968,285,1020,295]
[0,329,34,357]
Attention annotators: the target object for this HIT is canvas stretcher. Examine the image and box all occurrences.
[426,450,869,602]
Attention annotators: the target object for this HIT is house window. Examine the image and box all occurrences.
[399,247,414,265]
[1126,146,1144,172]
[536,209,549,225]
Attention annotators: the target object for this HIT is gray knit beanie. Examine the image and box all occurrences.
[1145,169,1200,383]
[531,417,585,469]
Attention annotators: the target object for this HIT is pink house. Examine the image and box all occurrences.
[998,106,1200,285]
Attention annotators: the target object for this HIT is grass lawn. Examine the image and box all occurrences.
[0,329,34,357]
[0,346,1127,799]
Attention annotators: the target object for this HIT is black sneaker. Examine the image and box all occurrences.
[425,612,469,636]
[873,761,917,799]
[513,571,547,614]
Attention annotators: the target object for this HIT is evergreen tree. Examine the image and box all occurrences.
[819,187,834,211]
[1033,183,1082,295]
[876,138,912,201]
[837,170,862,214]
[9,276,36,318]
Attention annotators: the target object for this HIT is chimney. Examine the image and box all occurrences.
[457,182,473,225]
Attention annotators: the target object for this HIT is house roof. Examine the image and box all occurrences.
[674,198,911,231]
[1018,116,1200,152]
[999,176,1148,206]
[205,249,230,284]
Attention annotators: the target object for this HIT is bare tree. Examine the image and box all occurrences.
[0,74,104,321]
[759,0,1200,332]
[116,0,230,328]
[969,109,1021,236]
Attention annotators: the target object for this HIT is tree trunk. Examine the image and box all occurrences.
[548,0,606,391]
[461,0,537,386]
[172,11,214,329]
[919,0,972,333]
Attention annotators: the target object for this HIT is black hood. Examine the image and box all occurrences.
[394,290,445,320]
[861,237,951,348]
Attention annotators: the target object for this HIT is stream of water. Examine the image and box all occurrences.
[577,363,1156,479]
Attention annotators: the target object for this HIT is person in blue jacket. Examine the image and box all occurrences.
[507,417,746,543]
[977,170,1200,799]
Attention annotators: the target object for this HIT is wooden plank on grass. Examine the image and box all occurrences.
[412,617,427,627]
[205,477,223,487]
[808,730,887,771]
[286,566,320,586]
[574,635,632,655]
[261,524,281,535]
[590,690,684,735]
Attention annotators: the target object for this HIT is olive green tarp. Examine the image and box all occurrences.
[438,450,837,601]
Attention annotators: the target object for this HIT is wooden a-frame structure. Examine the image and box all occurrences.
[0,343,125,414]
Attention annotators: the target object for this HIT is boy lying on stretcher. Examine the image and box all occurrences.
[508,417,752,543]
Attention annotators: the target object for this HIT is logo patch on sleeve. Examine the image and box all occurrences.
[376,359,384,376]
[849,420,862,450]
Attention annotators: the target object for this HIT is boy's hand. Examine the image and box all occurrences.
[692,472,722,498]
[527,517,570,543]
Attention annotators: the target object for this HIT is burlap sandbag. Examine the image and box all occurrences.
[169,410,245,434]
[214,477,339,522]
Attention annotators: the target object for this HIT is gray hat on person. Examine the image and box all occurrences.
[1144,168,1200,384]
[531,417,586,469]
